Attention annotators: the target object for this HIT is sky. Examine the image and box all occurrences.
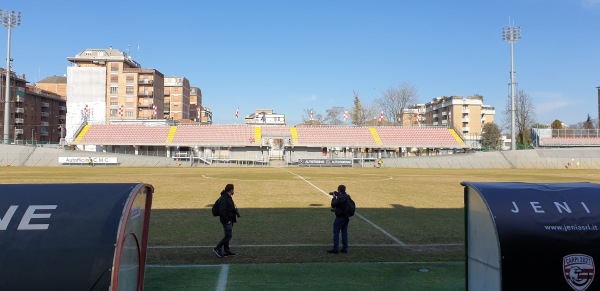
[3,0,600,128]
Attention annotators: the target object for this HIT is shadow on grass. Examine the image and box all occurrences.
[147,206,464,265]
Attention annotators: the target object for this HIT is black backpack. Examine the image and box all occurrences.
[212,198,221,216]
[344,195,356,217]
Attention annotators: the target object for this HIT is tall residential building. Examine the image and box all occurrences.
[164,77,190,120]
[66,48,165,141]
[404,95,495,135]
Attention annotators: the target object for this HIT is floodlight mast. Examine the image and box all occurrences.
[502,25,521,151]
[2,10,20,144]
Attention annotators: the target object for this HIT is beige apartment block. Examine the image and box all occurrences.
[404,95,495,135]
[164,77,190,120]
[66,48,166,140]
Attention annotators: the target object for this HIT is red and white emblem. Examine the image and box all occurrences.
[564,254,595,291]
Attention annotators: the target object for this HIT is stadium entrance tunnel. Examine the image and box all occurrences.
[463,182,600,291]
[0,183,153,291]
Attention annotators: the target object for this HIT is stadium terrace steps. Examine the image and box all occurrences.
[290,128,298,144]
[166,126,177,143]
[369,127,383,146]
[448,129,467,147]
[254,127,261,145]
[74,125,90,143]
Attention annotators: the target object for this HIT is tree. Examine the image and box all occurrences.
[376,81,418,125]
[351,91,366,126]
[301,108,324,125]
[505,89,536,147]
[323,106,345,125]
[550,119,563,129]
[584,114,595,129]
[481,122,502,150]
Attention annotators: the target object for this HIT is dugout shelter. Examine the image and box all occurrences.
[463,182,600,291]
[0,183,153,291]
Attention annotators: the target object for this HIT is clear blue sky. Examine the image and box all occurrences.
[4,0,600,128]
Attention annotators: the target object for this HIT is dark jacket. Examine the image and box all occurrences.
[331,192,349,218]
[218,191,239,224]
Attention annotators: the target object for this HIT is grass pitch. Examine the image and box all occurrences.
[3,166,599,290]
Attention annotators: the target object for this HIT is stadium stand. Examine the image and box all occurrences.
[375,126,465,148]
[171,125,255,146]
[294,125,378,147]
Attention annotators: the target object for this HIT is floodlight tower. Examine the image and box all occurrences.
[2,10,20,144]
[503,24,521,151]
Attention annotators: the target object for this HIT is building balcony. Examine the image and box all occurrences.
[40,131,48,136]
[462,126,470,132]
[41,112,50,117]
[14,128,23,134]
[41,122,49,127]
[138,102,152,108]
[462,117,470,122]
[462,109,470,113]
[138,79,153,85]
[14,118,24,124]
[59,114,66,120]
[15,96,24,102]
[14,108,24,113]
[59,106,67,111]
[138,91,153,97]
[41,102,50,108]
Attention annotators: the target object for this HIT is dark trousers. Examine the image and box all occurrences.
[216,223,233,251]
[332,217,349,251]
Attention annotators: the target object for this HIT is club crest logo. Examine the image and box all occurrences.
[564,254,595,291]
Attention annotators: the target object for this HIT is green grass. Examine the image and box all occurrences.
[3,167,599,289]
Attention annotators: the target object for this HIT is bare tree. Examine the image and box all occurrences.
[376,81,418,124]
[324,106,345,125]
[505,89,536,146]
[302,108,324,125]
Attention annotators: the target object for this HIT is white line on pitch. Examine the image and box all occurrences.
[282,168,406,246]
[216,264,229,291]
[148,243,462,249]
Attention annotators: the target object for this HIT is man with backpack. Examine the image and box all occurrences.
[327,184,354,254]
[213,184,240,258]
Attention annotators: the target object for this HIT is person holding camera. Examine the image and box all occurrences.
[327,184,351,254]
[213,183,241,258]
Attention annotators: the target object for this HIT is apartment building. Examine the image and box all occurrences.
[164,77,190,120]
[66,48,165,140]
[35,75,67,98]
[190,87,213,124]
[0,68,66,144]
[404,95,495,135]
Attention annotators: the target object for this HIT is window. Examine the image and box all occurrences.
[110,86,118,95]
[126,111,133,118]
[110,75,118,83]
[98,51,104,57]
[110,109,117,117]
[126,87,134,95]
[85,51,92,56]
[126,102,134,109]
[110,64,119,72]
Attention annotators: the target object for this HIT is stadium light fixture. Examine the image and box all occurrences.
[2,9,20,144]
[502,24,521,151]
